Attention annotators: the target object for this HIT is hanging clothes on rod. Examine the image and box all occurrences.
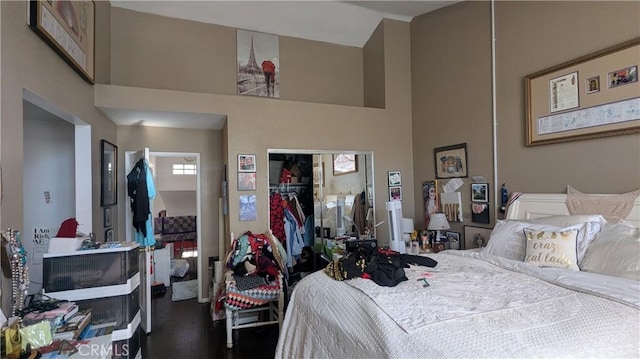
[269,190,307,269]
[351,190,369,236]
[127,157,157,247]
[270,192,286,243]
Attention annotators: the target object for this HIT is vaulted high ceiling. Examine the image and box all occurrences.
[110,1,459,47]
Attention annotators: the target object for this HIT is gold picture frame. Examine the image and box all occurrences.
[28,0,95,84]
[524,37,640,146]
[434,143,467,179]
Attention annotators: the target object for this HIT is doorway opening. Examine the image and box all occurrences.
[125,151,203,292]
[22,89,92,295]
[151,153,200,282]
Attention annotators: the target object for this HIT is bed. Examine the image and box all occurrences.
[275,192,640,358]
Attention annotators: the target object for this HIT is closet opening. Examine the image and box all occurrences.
[267,150,375,285]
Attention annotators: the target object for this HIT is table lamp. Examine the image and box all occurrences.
[427,213,450,244]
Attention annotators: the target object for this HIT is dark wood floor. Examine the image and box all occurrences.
[140,285,279,359]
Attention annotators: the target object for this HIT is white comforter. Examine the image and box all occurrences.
[275,250,640,359]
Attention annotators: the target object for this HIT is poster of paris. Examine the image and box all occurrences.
[237,29,280,98]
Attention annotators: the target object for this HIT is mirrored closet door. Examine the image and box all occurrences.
[268,150,374,272]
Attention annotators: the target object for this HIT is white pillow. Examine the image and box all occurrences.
[484,215,606,263]
[580,223,640,280]
[524,227,580,271]
[527,215,606,264]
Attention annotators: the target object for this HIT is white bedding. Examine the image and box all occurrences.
[275,250,640,358]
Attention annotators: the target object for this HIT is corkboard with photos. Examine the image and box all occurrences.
[525,38,639,146]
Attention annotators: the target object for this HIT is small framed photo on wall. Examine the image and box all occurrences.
[464,225,492,249]
[238,154,256,172]
[104,206,112,228]
[608,65,638,89]
[472,203,490,224]
[388,171,401,186]
[238,172,256,191]
[105,228,114,242]
[239,194,257,221]
[471,183,489,202]
[389,186,402,201]
[445,231,461,250]
[586,76,600,94]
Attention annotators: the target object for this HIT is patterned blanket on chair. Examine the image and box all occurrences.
[225,279,281,310]
[223,231,286,310]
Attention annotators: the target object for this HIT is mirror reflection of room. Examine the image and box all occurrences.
[315,153,371,239]
[268,152,373,278]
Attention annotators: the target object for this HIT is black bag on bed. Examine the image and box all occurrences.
[324,247,369,281]
[364,251,408,287]
[324,247,438,287]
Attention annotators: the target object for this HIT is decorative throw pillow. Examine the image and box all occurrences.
[484,218,597,263]
[566,185,640,223]
[524,227,580,271]
[580,223,640,280]
[526,214,606,265]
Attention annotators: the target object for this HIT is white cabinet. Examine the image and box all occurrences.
[153,245,171,287]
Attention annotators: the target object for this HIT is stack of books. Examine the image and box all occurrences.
[53,308,92,341]
[22,301,79,325]
[79,321,116,340]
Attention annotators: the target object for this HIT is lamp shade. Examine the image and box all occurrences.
[401,218,414,234]
[427,213,450,231]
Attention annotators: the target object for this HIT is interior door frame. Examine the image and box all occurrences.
[125,148,152,334]
[147,151,203,302]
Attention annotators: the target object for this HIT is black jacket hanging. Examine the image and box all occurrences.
[127,158,150,236]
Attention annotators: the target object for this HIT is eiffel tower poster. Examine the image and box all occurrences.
[237,29,280,98]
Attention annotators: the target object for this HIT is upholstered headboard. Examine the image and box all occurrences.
[506,193,640,228]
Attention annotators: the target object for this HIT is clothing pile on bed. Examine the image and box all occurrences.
[224,231,287,310]
[325,247,437,287]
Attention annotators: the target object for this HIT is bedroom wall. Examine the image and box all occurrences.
[411,1,493,232]
[411,1,640,234]
[110,7,364,107]
[98,17,416,249]
[0,1,115,312]
[494,1,640,193]
[363,21,385,109]
[155,157,197,191]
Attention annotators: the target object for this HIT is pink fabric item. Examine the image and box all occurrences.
[566,186,640,223]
